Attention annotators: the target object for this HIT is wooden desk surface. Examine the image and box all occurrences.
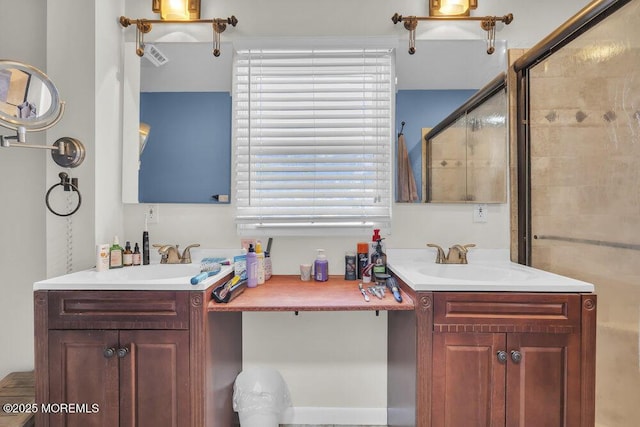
[208,275,415,312]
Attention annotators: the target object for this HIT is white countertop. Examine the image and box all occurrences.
[387,248,594,293]
[33,249,238,291]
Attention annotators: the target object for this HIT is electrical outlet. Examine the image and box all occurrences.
[146,204,159,224]
[473,204,488,223]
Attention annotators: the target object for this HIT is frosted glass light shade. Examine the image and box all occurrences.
[152,0,200,21]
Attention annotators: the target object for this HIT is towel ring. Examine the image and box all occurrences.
[46,172,82,217]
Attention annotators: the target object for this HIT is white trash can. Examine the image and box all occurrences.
[233,367,291,427]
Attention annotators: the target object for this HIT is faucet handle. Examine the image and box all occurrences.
[181,244,200,264]
[427,243,445,264]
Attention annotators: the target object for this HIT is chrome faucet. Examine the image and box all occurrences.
[154,243,200,264]
[427,243,476,264]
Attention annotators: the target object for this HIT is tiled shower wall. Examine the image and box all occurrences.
[527,1,640,425]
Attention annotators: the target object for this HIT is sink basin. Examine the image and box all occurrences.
[33,262,234,291]
[417,263,535,282]
[96,263,201,281]
[386,248,595,292]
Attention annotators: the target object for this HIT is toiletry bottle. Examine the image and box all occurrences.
[234,248,247,280]
[132,243,141,266]
[96,244,110,272]
[246,244,258,288]
[123,241,133,267]
[109,236,124,269]
[345,251,357,280]
[357,242,369,279]
[369,229,384,263]
[370,238,387,281]
[142,217,150,265]
[314,249,329,282]
[256,240,265,285]
[264,251,272,281]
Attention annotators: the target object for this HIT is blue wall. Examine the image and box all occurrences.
[395,89,476,201]
[139,92,232,203]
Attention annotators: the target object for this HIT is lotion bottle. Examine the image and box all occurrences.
[314,249,329,282]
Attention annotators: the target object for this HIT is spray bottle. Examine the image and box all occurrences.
[370,238,387,282]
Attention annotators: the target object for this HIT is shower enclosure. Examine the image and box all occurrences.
[514,0,640,425]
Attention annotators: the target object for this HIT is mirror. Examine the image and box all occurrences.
[122,42,232,204]
[0,60,64,135]
[122,40,507,204]
[425,73,507,203]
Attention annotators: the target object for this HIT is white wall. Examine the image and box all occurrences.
[0,0,47,380]
[0,0,592,422]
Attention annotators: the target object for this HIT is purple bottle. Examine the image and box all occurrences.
[314,249,329,282]
[246,244,258,288]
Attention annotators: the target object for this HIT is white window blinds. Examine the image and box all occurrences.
[233,47,395,235]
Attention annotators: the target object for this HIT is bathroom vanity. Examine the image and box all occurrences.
[33,249,596,427]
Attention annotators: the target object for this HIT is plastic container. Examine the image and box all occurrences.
[345,251,357,280]
[233,367,291,427]
[314,249,329,282]
[256,241,265,285]
[246,244,258,288]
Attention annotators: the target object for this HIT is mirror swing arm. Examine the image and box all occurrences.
[119,15,238,58]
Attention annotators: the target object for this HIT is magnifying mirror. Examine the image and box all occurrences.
[0,60,64,135]
[0,59,84,168]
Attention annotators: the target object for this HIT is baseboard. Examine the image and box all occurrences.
[281,406,387,425]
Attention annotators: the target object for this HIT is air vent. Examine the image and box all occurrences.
[144,44,169,67]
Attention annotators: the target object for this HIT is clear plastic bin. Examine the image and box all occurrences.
[232,367,291,427]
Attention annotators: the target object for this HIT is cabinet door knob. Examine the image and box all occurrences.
[496,351,508,364]
[103,347,116,358]
[117,347,130,358]
[511,350,522,364]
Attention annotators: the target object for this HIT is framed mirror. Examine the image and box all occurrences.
[0,60,64,134]
[122,42,233,204]
[122,40,507,204]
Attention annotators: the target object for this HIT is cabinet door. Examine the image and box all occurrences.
[119,330,190,427]
[506,333,581,427]
[48,330,120,427]
[432,333,506,427]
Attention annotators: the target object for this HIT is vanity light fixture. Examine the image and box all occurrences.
[430,0,477,17]
[392,9,513,55]
[152,0,200,21]
[119,14,238,57]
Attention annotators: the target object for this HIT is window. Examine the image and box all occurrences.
[233,46,395,235]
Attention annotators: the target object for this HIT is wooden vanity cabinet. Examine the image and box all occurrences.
[388,289,597,427]
[34,288,242,427]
